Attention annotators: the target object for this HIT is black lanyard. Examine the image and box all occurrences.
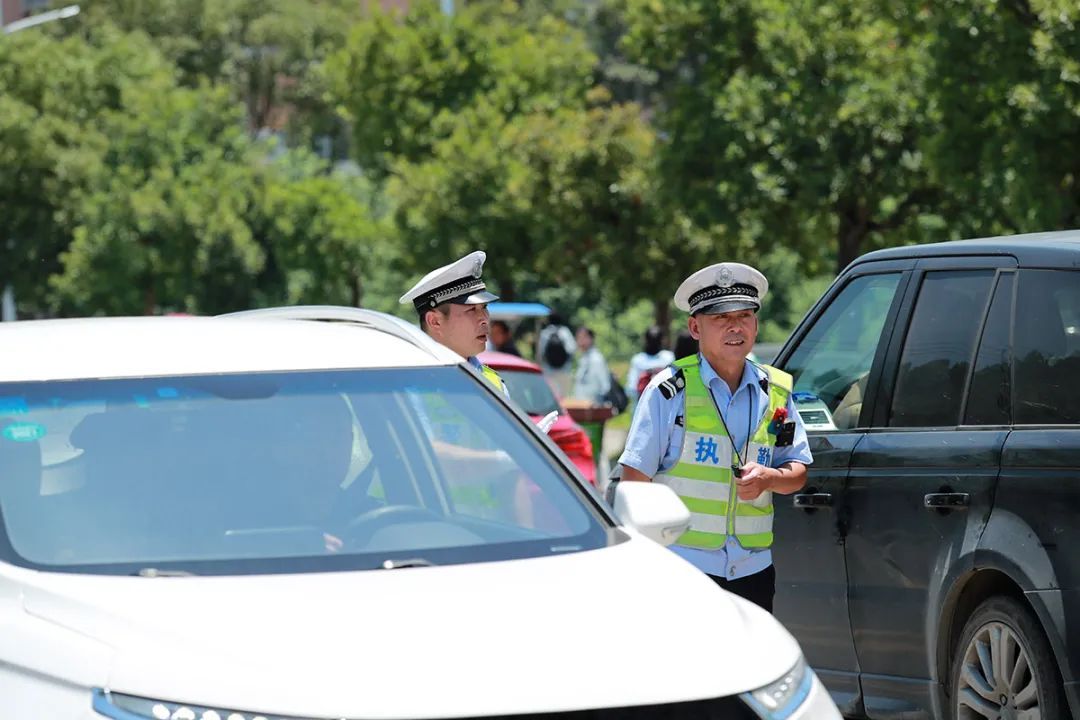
[706,378,754,478]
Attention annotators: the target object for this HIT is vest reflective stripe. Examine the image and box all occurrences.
[654,357,792,550]
[660,474,732,502]
[480,364,506,393]
[677,510,775,536]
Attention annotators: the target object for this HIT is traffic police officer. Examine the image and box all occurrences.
[400,250,507,394]
[399,251,528,524]
[617,262,813,612]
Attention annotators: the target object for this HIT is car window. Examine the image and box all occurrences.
[499,369,561,416]
[783,272,902,431]
[964,272,1014,426]
[889,270,994,428]
[1014,269,1080,424]
[0,368,607,575]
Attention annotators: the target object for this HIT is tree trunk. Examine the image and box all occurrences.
[836,202,870,276]
[143,283,157,316]
[497,276,515,302]
[351,272,363,308]
[654,298,671,341]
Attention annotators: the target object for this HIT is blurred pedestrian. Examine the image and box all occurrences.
[571,326,611,404]
[538,313,576,397]
[673,329,699,360]
[625,326,674,401]
[489,319,521,356]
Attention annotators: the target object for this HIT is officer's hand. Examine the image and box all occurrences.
[735,462,774,501]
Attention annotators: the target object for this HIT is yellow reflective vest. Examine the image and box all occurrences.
[479,364,507,395]
[418,363,509,519]
[654,356,793,550]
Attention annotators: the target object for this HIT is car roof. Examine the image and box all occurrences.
[852,229,1080,269]
[0,312,460,383]
[477,350,542,373]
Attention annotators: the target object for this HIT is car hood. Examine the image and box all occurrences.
[17,535,799,718]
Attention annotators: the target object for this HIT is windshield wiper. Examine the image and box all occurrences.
[133,568,197,577]
[380,558,436,570]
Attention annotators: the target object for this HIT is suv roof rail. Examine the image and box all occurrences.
[217,305,461,364]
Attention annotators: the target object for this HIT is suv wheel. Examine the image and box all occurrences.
[951,596,1065,719]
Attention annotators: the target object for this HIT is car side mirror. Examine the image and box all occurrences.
[609,480,690,546]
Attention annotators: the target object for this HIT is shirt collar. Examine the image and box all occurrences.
[467,356,483,369]
[698,355,763,397]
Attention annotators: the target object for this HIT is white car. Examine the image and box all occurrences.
[0,307,841,720]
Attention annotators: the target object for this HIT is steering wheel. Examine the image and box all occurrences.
[345,504,443,547]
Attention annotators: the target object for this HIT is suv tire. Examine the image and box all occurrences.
[951,595,1065,719]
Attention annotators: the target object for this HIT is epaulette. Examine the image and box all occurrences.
[657,368,686,400]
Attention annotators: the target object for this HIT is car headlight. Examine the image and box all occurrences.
[92,688,312,720]
[739,655,814,720]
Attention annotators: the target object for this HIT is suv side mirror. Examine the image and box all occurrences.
[609,480,690,546]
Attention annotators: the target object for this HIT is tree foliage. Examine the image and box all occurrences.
[51,81,263,315]
[620,0,942,273]
[0,28,171,315]
[327,0,596,178]
[7,0,1080,342]
[74,0,361,144]
[924,0,1080,237]
[389,96,664,298]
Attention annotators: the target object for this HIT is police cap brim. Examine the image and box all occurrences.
[695,298,760,316]
[445,289,499,306]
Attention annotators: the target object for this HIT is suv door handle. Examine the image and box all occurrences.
[924,492,970,509]
[793,492,833,509]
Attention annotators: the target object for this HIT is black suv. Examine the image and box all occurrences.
[771,231,1080,719]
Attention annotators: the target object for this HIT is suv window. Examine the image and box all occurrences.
[964,272,1014,426]
[1014,269,1080,424]
[785,272,902,431]
[889,270,994,428]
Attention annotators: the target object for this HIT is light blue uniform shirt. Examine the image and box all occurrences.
[618,355,813,579]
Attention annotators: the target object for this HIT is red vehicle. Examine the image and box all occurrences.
[477,351,596,485]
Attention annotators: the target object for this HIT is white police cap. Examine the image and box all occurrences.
[399,250,500,313]
[674,262,768,315]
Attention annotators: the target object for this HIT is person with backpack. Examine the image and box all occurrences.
[624,326,675,401]
[538,313,576,398]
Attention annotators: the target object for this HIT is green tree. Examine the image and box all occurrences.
[332,1,697,324]
[52,84,386,317]
[621,0,942,273]
[389,95,678,312]
[51,80,264,315]
[327,0,596,178]
[925,0,1080,237]
[257,154,388,308]
[0,27,170,316]
[74,0,361,146]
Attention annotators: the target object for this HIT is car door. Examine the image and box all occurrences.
[1000,269,1080,586]
[773,261,911,715]
[843,257,1016,718]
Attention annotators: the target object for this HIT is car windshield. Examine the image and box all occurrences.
[0,368,609,575]
[499,369,561,416]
